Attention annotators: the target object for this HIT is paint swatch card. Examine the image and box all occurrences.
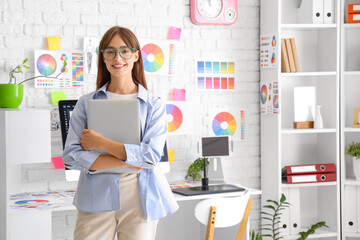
[209,109,245,140]
[139,39,175,76]
[196,59,236,91]
[34,50,84,88]
[260,34,277,68]
[260,80,279,115]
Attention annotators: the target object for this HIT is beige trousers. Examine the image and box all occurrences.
[74,173,158,240]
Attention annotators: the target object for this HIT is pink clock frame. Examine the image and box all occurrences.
[190,0,238,25]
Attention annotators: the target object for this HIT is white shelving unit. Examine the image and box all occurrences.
[261,0,341,239]
[341,0,360,238]
[0,109,51,240]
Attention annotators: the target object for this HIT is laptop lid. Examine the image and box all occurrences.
[87,99,141,155]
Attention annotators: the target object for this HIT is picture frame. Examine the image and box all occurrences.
[352,108,360,128]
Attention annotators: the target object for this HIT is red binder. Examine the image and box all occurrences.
[349,4,360,14]
[282,163,336,175]
[282,172,336,184]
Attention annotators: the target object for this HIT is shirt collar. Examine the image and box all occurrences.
[93,81,148,103]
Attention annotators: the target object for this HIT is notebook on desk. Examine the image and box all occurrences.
[87,99,141,175]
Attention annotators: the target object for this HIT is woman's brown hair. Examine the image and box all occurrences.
[96,26,147,90]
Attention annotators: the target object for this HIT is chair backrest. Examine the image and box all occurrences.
[194,191,252,240]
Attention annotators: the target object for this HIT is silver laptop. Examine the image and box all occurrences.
[87,99,141,174]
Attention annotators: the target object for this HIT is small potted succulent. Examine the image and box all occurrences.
[0,58,67,108]
[345,142,360,180]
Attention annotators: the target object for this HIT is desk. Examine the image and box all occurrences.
[7,185,260,240]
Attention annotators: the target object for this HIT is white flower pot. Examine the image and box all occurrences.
[353,157,360,181]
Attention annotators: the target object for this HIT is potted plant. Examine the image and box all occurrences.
[345,142,360,180]
[0,58,67,108]
[185,157,209,182]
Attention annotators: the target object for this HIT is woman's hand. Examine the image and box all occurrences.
[81,129,104,151]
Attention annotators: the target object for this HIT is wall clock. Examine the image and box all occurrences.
[190,0,238,25]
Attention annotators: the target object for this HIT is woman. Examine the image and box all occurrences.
[63,26,178,240]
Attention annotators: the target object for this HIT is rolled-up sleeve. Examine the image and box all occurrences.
[124,98,167,169]
[62,95,100,173]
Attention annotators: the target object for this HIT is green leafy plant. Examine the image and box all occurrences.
[185,157,209,181]
[345,142,360,159]
[261,193,290,239]
[251,194,329,240]
[297,221,328,240]
[8,58,67,84]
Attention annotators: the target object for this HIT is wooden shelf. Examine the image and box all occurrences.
[283,228,337,239]
[281,24,337,30]
[282,182,337,188]
[281,128,337,134]
[281,71,336,77]
[343,178,360,185]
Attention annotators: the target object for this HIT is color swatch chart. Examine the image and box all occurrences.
[34,50,85,88]
[196,60,235,90]
[260,80,279,115]
[260,35,277,69]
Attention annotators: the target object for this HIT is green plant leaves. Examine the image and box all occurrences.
[185,157,209,181]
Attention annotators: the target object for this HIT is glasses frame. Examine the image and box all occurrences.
[101,46,136,61]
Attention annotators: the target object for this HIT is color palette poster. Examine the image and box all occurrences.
[83,37,100,75]
[34,50,84,88]
[209,109,245,140]
[196,59,236,91]
[139,39,175,76]
[260,80,279,115]
[260,34,277,68]
[166,101,190,135]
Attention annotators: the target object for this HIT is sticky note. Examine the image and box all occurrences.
[47,36,61,50]
[168,27,181,40]
[52,156,65,169]
[50,91,66,106]
[172,88,186,101]
[168,149,175,163]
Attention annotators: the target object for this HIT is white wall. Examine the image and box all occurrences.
[0,0,260,239]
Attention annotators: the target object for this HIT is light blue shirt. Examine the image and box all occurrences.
[63,83,179,221]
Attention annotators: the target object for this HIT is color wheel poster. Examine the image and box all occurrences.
[209,109,245,140]
[260,80,279,115]
[34,50,84,88]
[166,101,189,135]
[196,59,236,91]
[139,39,174,76]
[260,34,277,68]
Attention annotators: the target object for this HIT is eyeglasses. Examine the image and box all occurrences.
[101,47,136,61]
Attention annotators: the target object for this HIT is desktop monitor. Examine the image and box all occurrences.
[172,136,245,196]
[59,100,81,181]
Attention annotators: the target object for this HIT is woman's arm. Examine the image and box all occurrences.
[89,154,141,171]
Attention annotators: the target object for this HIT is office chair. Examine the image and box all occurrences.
[194,192,253,240]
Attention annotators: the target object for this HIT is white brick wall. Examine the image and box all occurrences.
[0,0,261,239]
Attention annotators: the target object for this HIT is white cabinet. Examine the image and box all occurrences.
[0,109,51,239]
[341,0,360,238]
[260,0,341,239]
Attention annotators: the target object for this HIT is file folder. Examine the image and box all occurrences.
[282,163,336,175]
[289,188,301,234]
[285,39,296,72]
[280,188,291,236]
[297,0,324,24]
[348,13,360,23]
[281,39,290,73]
[282,172,336,184]
[344,185,357,233]
[348,4,360,14]
[323,0,335,24]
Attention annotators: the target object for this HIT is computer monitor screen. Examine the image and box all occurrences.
[59,100,80,181]
[202,136,229,157]
[59,100,78,149]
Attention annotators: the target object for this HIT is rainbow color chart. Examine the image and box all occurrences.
[139,39,172,76]
[260,34,277,68]
[166,103,183,133]
[196,60,235,90]
[210,110,245,140]
[34,50,84,88]
[260,80,279,115]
